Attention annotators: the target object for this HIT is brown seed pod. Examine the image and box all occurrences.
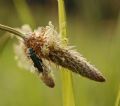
[48,47,105,82]
[39,65,55,88]
[24,22,105,82]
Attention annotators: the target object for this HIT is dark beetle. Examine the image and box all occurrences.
[28,48,43,73]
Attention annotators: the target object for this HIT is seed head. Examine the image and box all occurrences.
[24,22,105,82]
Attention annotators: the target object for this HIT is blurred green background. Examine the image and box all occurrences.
[0,0,120,106]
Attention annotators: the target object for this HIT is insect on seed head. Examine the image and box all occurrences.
[14,22,106,88]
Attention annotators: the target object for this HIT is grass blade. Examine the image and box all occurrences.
[58,0,75,106]
[115,85,120,106]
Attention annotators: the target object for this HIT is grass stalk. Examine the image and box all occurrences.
[58,0,75,106]
[115,85,120,106]
[0,24,24,39]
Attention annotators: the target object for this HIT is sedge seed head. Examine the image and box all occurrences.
[14,21,105,87]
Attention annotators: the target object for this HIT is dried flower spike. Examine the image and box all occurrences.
[0,22,106,88]
[21,22,105,82]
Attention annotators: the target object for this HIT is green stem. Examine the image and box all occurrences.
[58,0,75,106]
[0,24,24,39]
[115,85,120,106]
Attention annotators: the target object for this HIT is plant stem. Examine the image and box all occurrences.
[58,0,75,106]
[0,24,24,39]
[115,85,120,106]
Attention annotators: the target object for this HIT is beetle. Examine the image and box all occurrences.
[28,48,43,73]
